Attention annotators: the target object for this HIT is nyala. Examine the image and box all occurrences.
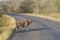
[16,19,32,31]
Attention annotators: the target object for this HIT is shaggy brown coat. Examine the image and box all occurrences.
[16,19,32,31]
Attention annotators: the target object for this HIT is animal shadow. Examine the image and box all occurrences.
[15,27,51,33]
[8,27,51,40]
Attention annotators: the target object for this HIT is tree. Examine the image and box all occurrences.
[20,0,35,13]
[7,0,22,12]
[33,0,56,13]
[55,0,60,13]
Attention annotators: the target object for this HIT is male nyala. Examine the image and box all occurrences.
[16,19,32,31]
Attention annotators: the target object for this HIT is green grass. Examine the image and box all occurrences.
[0,14,16,40]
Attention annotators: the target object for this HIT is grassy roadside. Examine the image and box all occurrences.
[0,14,16,40]
[22,13,60,22]
[40,13,60,19]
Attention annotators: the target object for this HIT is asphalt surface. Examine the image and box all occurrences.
[6,13,60,40]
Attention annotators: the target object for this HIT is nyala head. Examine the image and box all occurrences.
[27,18,32,24]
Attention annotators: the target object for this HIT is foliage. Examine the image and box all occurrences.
[0,0,60,13]
[55,0,60,12]
[20,0,35,13]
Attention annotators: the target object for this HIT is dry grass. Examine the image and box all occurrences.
[0,14,16,40]
[47,13,60,19]
[21,13,60,22]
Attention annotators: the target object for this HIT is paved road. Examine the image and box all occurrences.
[7,13,60,40]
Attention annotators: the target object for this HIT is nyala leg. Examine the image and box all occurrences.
[22,28,24,30]
[26,28,28,30]
[16,28,19,32]
[16,27,19,32]
[25,26,28,30]
[19,27,22,30]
